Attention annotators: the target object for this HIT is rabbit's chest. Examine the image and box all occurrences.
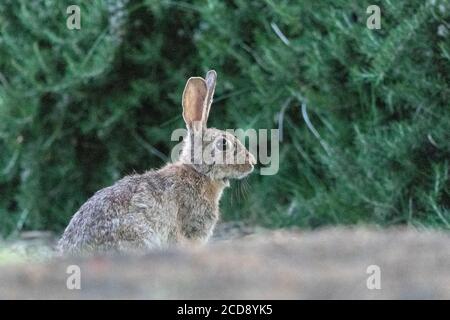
[180,203,218,241]
[177,181,224,241]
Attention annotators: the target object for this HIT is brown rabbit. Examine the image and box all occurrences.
[58,70,256,254]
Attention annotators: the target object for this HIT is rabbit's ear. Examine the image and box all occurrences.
[182,77,208,132]
[203,70,217,124]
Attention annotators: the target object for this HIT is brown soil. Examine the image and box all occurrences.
[0,227,449,299]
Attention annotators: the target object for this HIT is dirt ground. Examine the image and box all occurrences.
[0,226,449,299]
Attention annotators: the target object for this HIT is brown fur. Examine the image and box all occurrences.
[58,70,255,254]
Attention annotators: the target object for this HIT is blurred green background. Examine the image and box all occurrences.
[0,0,449,237]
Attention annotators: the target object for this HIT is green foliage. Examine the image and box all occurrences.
[0,0,449,236]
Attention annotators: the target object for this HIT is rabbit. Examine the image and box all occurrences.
[58,70,256,254]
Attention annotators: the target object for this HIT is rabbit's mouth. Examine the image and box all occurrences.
[220,178,231,187]
[231,152,256,179]
[212,163,253,183]
[219,167,251,186]
[233,163,255,179]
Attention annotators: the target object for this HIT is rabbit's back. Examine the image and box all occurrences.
[57,173,172,253]
[58,164,222,254]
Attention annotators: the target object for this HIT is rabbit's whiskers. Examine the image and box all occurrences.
[232,178,250,203]
[241,178,250,201]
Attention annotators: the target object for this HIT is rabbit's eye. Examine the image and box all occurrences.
[215,137,230,151]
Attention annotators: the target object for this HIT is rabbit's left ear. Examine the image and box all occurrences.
[182,77,208,132]
[203,70,217,124]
